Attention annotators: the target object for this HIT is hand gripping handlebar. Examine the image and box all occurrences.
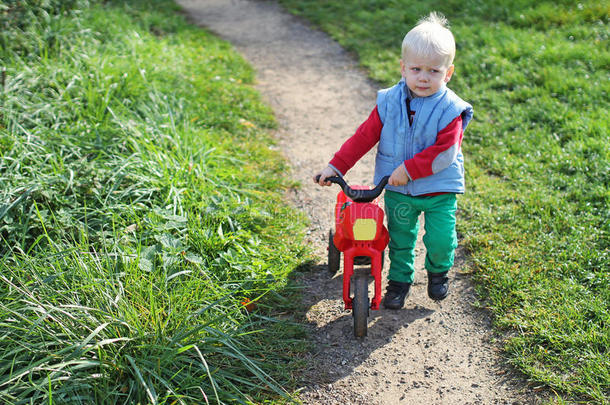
[315,175,389,203]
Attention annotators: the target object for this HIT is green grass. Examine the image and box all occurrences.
[1,0,310,403]
[278,0,609,403]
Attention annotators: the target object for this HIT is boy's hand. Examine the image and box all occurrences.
[313,166,338,186]
[388,164,409,186]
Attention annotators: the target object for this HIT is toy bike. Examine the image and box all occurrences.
[316,175,390,337]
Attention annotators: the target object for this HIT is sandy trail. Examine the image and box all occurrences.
[176,1,533,403]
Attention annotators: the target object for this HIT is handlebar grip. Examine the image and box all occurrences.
[314,174,343,185]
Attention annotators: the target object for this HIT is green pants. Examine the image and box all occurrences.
[384,190,458,284]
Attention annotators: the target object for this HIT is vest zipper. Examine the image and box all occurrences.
[408,97,421,160]
[406,97,421,195]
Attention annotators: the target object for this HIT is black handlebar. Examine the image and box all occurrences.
[315,175,389,203]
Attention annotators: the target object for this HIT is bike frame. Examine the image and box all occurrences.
[332,184,389,310]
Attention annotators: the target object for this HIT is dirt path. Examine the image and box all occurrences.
[177,1,534,403]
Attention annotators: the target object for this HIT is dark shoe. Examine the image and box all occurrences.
[382,280,411,309]
[427,271,449,301]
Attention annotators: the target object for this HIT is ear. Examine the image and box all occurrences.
[400,59,407,78]
[444,64,455,83]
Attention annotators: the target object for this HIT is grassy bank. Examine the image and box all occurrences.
[1,0,309,403]
[278,0,609,402]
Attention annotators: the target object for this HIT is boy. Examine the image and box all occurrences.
[313,12,473,309]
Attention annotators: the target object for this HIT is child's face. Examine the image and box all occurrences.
[401,53,454,97]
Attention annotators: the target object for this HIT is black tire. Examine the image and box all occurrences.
[328,230,340,274]
[354,251,386,267]
[354,255,370,265]
[352,271,369,338]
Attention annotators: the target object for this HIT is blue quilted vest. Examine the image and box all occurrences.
[374,79,473,196]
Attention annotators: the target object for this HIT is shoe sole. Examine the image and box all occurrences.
[428,291,449,301]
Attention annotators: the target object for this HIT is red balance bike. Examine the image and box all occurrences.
[317,175,390,337]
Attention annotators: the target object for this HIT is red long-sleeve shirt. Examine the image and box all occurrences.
[329,105,463,185]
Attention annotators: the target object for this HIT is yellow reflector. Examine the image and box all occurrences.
[352,218,377,240]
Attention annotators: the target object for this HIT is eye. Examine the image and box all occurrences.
[430,69,439,73]
[411,67,420,72]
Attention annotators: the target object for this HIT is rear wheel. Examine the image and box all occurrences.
[328,230,340,274]
[352,270,369,338]
[354,251,386,268]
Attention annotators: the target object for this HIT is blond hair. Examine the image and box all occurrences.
[401,12,456,67]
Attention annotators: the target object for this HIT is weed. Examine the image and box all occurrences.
[0,0,311,403]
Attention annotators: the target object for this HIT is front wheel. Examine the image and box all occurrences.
[352,270,369,338]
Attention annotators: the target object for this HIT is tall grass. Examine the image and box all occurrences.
[278,0,609,402]
[1,0,309,403]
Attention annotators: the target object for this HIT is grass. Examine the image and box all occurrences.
[278,0,609,403]
[1,0,310,403]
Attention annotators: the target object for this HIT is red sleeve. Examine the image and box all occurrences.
[329,106,382,175]
[404,115,463,180]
